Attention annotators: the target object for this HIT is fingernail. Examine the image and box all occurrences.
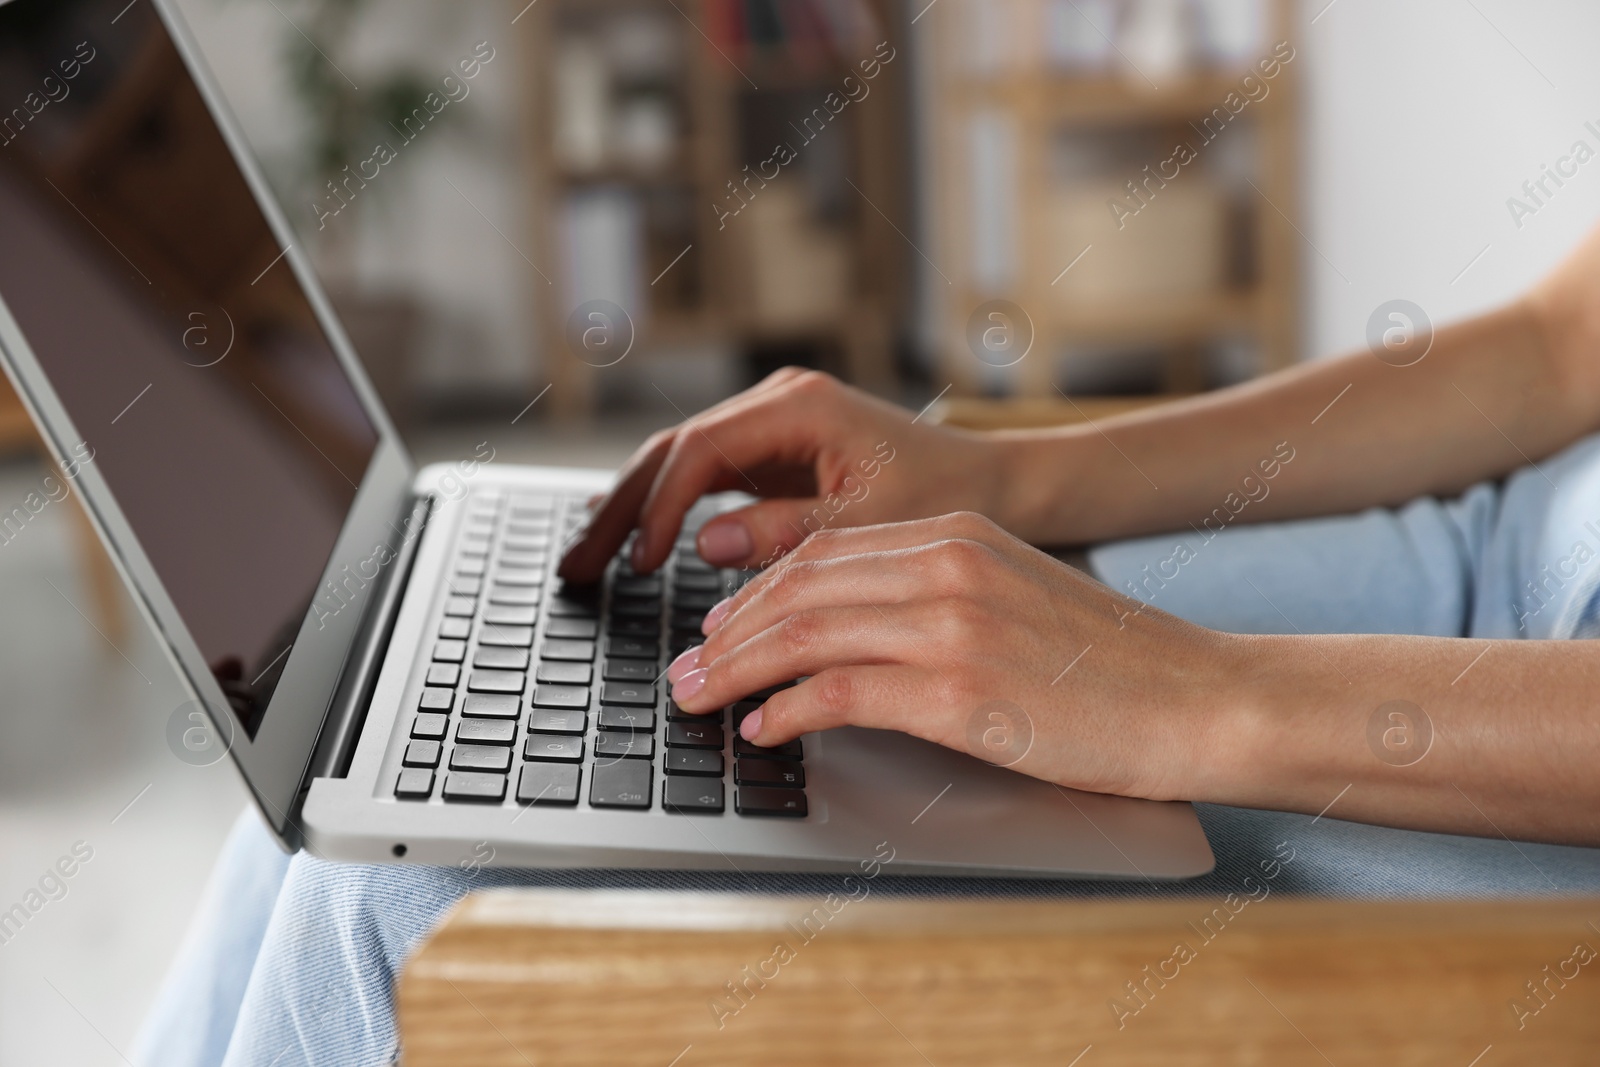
[739,708,763,741]
[666,646,702,684]
[698,520,752,565]
[701,597,734,634]
[671,667,708,703]
[630,529,649,571]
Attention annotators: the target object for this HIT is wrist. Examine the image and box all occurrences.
[982,429,1102,544]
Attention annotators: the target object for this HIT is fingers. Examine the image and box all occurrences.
[557,431,673,583]
[672,603,928,713]
[702,512,1011,633]
[739,665,944,747]
[556,368,809,582]
[695,497,838,570]
[697,542,972,662]
[631,395,832,574]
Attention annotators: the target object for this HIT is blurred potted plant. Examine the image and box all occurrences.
[233,0,445,426]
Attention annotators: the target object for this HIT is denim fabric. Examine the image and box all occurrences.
[134,439,1600,1067]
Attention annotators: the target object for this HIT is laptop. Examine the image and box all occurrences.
[0,0,1213,879]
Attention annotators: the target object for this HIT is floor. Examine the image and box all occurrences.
[0,417,660,1066]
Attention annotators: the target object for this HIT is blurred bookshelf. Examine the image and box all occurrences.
[516,0,909,418]
[927,0,1300,400]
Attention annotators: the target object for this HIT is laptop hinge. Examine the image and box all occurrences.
[298,493,434,798]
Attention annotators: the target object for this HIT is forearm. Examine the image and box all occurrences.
[1192,633,1600,845]
[991,298,1599,545]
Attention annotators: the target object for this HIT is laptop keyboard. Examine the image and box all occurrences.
[391,489,808,818]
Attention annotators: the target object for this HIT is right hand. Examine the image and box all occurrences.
[557,369,1005,581]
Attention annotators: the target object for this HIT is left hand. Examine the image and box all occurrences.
[665,512,1245,802]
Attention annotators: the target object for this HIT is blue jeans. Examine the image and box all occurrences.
[133,436,1600,1067]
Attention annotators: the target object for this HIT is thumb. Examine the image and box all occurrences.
[696,499,828,569]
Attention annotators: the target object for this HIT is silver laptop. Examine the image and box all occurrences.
[0,0,1212,879]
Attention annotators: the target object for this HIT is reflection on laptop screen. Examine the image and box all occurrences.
[0,0,379,736]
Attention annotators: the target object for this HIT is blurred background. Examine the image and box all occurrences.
[3,0,1600,1061]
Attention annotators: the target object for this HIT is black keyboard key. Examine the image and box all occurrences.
[666,701,721,723]
[733,736,804,761]
[605,636,659,660]
[600,681,656,707]
[490,585,541,606]
[425,664,460,688]
[523,733,584,763]
[395,767,434,799]
[598,706,655,732]
[672,591,721,613]
[517,764,580,806]
[451,744,513,773]
[536,661,592,685]
[545,617,599,640]
[613,576,663,597]
[403,740,441,767]
[468,670,525,694]
[457,718,517,745]
[603,658,658,683]
[610,597,662,619]
[484,605,538,626]
[595,732,655,760]
[547,596,600,619]
[590,761,652,809]
[532,684,589,709]
[419,687,454,711]
[527,708,587,735]
[667,721,724,749]
[735,786,807,817]
[474,646,530,671]
[478,625,534,648]
[665,749,724,777]
[443,596,476,617]
[674,570,722,591]
[731,701,762,727]
[439,617,471,639]
[664,777,725,814]
[607,617,659,638]
[736,760,805,788]
[443,771,506,802]
[670,611,707,632]
[541,639,596,662]
[462,694,520,719]
[411,713,448,740]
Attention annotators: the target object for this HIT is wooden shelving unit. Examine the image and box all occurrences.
[927,0,1300,398]
[516,0,909,418]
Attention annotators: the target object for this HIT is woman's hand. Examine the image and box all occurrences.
[557,370,1008,582]
[664,512,1246,801]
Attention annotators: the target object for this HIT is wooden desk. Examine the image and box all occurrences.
[399,889,1600,1065]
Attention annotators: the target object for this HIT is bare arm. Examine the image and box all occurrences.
[995,227,1600,546]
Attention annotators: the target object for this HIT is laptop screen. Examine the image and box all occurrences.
[0,0,379,737]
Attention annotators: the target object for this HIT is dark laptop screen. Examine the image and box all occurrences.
[0,0,379,736]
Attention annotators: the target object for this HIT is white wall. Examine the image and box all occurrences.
[1299,0,1600,358]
